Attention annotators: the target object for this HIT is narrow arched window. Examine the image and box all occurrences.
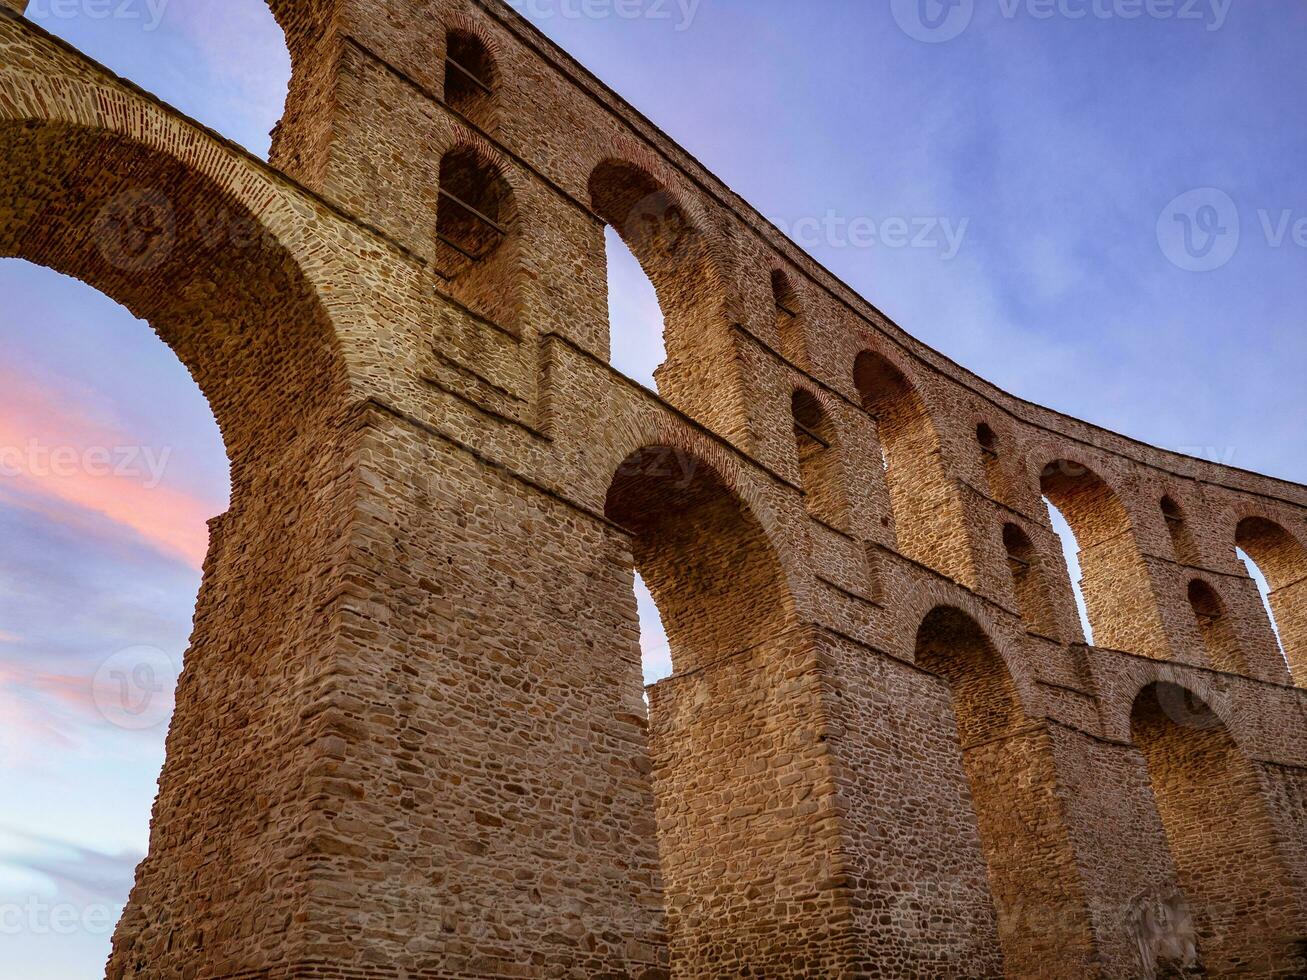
[772,269,806,367]
[436,148,517,327]
[792,389,848,528]
[1003,523,1058,638]
[444,30,496,129]
[1161,495,1199,566]
[1187,579,1246,674]
[976,422,1006,501]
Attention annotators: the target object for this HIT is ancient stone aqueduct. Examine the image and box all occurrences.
[1,0,1306,975]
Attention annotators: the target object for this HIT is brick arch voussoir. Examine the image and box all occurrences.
[436,133,529,241]
[0,69,332,278]
[0,72,354,493]
[599,419,804,595]
[1226,500,1307,558]
[439,12,506,69]
[790,380,844,436]
[902,591,1045,724]
[586,146,735,311]
[1101,662,1241,747]
[852,343,950,439]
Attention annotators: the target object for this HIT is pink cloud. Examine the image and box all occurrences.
[0,665,80,760]
[0,368,221,568]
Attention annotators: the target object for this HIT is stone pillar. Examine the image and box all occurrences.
[2,0,28,16]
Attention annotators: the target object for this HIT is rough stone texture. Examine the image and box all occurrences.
[1,2,1305,977]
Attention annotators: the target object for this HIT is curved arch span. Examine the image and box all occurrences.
[1131,682,1305,975]
[916,606,1098,976]
[1040,459,1167,658]
[0,113,352,975]
[604,444,793,674]
[854,351,974,585]
[1237,516,1307,686]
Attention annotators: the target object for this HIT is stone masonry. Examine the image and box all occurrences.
[1,1,1305,976]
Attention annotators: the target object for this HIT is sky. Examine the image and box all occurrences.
[1,0,1304,975]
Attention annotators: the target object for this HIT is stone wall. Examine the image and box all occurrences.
[1,2,1305,977]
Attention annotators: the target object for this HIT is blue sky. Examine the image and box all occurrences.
[1,1,1304,975]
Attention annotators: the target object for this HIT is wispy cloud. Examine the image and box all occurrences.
[0,826,142,906]
[0,366,220,568]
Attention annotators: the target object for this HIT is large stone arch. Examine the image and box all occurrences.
[606,443,850,972]
[0,52,363,974]
[854,348,976,586]
[604,443,795,676]
[914,605,1100,977]
[1040,457,1169,658]
[1236,514,1307,687]
[588,157,748,434]
[0,119,347,488]
[1130,681,1307,976]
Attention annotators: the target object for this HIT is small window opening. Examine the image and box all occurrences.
[1187,579,1246,674]
[444,31,496,128]
[792,388,848,527]
[1161,496,1199,567]
[772,269,806,367]
[436,149,509,265]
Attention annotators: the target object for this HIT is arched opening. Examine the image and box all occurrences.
[1131,682,1305,976]
[604,225,666,391]
[589,161,719,402]
[443,29,497,130]
[1002,523,1058,637]
[605,445,801,969]
[435,147,518,329]
[771,268,806,367]
[605,447,791,675]
[791,388,848,529]
[0,260,228,979]
[1236,517,1307,687]
[1042,497,1094,643]
[1161,495,1199,567]
[1041,459,1165,657]
[916,607,1096,975]
[1186,579,1246,674]
[854,351,973,584]
[975,422,1008,502]
[0,117,347,977]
